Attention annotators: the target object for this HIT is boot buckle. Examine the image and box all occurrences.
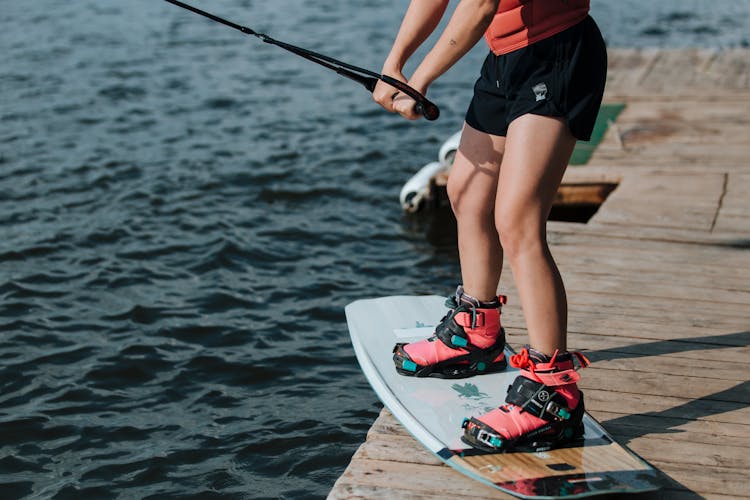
[543,401,571,421]
[476,429,503,449]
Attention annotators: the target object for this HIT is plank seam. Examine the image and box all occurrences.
[710,172,729,232]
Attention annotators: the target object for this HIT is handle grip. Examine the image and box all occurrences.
[415,100,440,121]
[379,74,440,121]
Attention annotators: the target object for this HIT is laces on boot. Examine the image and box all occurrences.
[510,348,590,386]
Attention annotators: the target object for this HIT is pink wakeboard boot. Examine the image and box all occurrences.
[393,286,507,379]
[462,347,590,452]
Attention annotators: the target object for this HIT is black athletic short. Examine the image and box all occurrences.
[465,16,607,141]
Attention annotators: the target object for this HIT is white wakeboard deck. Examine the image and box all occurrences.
[346,295,668,499]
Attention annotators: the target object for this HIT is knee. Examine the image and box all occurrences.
[495,209,545,261]
[447,173,491,222]
[445,173,459,208]
[446,173,466,216]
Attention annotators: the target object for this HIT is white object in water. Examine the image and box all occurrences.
[399,161,447,213]
[398,130,462,213]
[438,130,462,165]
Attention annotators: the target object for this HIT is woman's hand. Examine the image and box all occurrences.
[373,72,426,121]
[391,90,421,120]
[372,70,406,114]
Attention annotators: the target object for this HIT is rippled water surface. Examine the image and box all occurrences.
[2,1,749,498]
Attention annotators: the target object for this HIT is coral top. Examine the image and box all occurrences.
[484,0,590,55]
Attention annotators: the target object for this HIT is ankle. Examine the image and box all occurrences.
[455,285,505,309]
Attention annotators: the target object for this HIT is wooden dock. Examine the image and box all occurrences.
[329,49,750,499]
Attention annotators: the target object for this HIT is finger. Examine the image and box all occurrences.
[373,81,398,112]
[393,95,419,120]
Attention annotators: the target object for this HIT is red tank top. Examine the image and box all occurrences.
[484,0,590,55]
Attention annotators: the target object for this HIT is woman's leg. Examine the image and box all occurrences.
[447,122,506,302]
[461,114,583,451]
[391,122,509,378]
[494,114,577,355]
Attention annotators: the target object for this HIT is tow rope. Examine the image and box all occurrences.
[163,0,440,120]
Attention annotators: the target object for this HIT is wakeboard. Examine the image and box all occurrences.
[346,295,669,499]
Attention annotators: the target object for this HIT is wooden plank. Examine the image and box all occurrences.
[713,214,750,234]
[553,183,616,206]
[606,49,750,95]
[560,272,750,305]
[328,482,504,500]
[551,246,750,277]
[589,152,749,167]
[579,370,749,403]
[613,99,750,125]
[329,457,514,500]
[614,129,750,157]
[591,201,717,231]
[506,309,750,340]
[593,172,725,206]
[716,173,750,233]
[499,298,750,332]
[555,256,750,286]
[646,461,750,499]
[564,292,749,322]
[552,239,745,264]
[357,432,442,466]
[633,49,715,90]
[583,356,747,383]
[548,221,750,249]
[641,49,749,90]
[367,409,411,437]
[595,411,750,443]
[583,389,749,426]
[504,329,750,365]
[548,234,750,265]
[604,48,661,93]
[555,245,749,272]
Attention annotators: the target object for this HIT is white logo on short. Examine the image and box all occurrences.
[532,82,548,101]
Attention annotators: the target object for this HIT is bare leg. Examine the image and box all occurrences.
[447,123,506,302]
[495,114,577,355]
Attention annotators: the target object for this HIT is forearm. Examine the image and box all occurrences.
[382,0,450,75]
[410,0,499,92]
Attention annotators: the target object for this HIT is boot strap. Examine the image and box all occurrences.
[454,310,486,328]
[531,367,581,385]
[505,375,573,422]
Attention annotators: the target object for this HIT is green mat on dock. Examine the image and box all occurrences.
[570,103,625,165]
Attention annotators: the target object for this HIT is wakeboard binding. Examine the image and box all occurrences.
[393,287,507,379]
[462,347,590,452]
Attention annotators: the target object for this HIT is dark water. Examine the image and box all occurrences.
[2,1,749,499]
